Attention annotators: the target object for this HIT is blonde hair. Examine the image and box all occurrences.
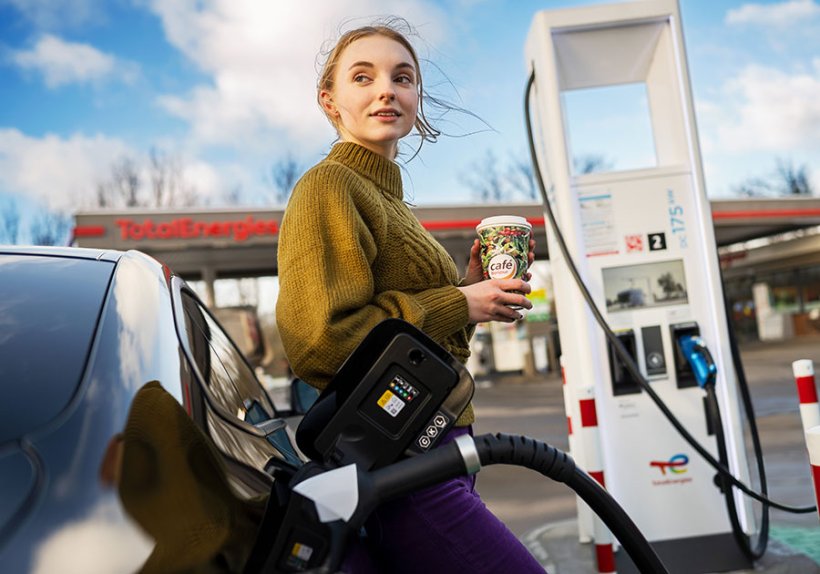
[317,17,440,155]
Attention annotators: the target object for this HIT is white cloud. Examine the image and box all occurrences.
[726,0,820,27]
[0,129,133,209]
[145,0,446,150]
[0,0,101,30]
[11,35,137,88]
[0,128,241,211]
[182,159,223,201]
[699,60,820,154]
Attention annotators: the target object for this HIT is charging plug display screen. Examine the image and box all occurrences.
[360,369,429,438]
[377,375,419,417]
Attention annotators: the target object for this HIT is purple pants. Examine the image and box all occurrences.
[342,426,545,573]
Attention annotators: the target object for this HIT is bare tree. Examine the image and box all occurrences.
[112,156,142,207]
[461,150,506,202]
[94,151,201,208]
[149,146,171,207]
[462,150,551,202]
[733,158,814,197]
[734,176,773,198]
[506,155,538,201]
[268,154,303,205]
[223,184,244,206]
[95,156,142,207]
[0,198,21,244]
[777,159,812,196]
[148,147,201,207]
[30,209,71,246]
[573,154,613,175]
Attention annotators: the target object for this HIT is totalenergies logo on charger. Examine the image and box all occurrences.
[650,453,689,476]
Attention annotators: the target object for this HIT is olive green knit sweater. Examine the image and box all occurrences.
[276,142,475,425]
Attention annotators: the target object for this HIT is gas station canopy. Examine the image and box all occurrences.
[72,197,820,280]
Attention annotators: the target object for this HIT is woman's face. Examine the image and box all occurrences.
[322,34,419,158]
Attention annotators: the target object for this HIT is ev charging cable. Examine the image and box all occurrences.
[681,336,768,559]
[523,70,817,526]
[293,434,670,574]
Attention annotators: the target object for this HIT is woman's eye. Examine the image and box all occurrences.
[395,74,414,84]
[353,74,370,83]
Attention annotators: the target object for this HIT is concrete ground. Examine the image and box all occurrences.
[471,335,820,573]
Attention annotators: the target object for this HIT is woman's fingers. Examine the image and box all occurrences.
[458,278,532,323]
[463,239,485,286]
[495,278,532,295]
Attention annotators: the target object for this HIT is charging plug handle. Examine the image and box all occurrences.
[679,335,717,388]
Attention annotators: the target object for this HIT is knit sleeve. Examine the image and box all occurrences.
[276,167,469,389]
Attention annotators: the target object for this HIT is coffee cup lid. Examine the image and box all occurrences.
[476,215,531,233]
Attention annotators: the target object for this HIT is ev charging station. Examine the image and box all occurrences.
[525,1,754,571]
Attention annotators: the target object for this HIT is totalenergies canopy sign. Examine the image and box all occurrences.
[73,210,284,249]
[114,216,278,242]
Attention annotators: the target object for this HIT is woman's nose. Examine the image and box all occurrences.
[377,79,396,101]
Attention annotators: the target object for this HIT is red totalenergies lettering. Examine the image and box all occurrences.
[115,217,278,242]
[649,453,689,476]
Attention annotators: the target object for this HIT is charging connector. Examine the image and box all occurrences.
[679,335,717,388]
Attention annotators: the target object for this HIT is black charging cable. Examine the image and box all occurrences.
[523,69,816,523]
[346,434,669,574]
[718,266,771,559]
[679,332,768,560]
[272,434,669,573]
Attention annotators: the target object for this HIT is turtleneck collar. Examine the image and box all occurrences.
[327,142,403,200]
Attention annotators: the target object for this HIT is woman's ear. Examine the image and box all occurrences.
[320,90,338,116]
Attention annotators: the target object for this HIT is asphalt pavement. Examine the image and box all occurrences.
[471,335,820,573]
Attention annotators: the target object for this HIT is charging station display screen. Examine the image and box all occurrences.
[360,368,429,438]
[602,259,688,313]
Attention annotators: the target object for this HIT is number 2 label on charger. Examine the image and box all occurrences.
[648,232,667,251]
[378,390,406,417]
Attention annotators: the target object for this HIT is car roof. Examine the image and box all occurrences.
[0,245,124,262]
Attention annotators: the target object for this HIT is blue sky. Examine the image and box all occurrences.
[0,0,819,223]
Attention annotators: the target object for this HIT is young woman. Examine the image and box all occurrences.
[276,19,543,574]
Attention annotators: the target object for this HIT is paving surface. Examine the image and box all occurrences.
[471,335,820,573]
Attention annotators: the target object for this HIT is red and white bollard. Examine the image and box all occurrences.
[577,385,616,574]
[806,426,820,523]
[560,357,593,543]
[793,360,820,431]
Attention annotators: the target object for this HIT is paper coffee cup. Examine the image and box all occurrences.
[476,216,532,309]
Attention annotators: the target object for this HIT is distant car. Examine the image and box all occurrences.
[616,288,645,308]
[0,246,304,573]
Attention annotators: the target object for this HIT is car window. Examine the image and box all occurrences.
[0,255,114,443]
[180,291,274,422]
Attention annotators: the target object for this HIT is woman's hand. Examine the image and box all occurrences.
[523,237,536,281]
[462,239,484,286]
[457,279,533,324]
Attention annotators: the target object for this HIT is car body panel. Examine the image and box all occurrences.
[0,247,301,573]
